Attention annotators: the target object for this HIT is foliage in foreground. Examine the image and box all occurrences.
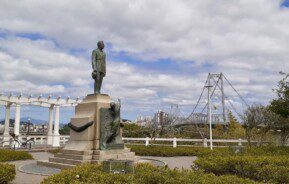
[269,72,289,145]
[42,163,256,184]
[0,163,16,184]
[0,149,33,162]
[0,149,32,183]
[128,145,289,157]
[195,156,289,183]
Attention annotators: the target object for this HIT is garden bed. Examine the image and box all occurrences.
[0,149,33,183]
[42,163,255,184]
[128,145,289,157]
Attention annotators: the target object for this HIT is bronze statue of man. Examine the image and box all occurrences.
[92,41,106,94]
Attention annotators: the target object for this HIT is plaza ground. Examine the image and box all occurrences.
[11,152,197,184]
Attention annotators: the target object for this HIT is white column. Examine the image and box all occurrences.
[14,104,21,136]
[47,105,54,145]
[52,105,60,147]
[3,104,11,146]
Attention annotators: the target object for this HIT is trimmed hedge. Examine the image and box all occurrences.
[128,145,289,157]
[243,146,289,156]
[128,145,233,157]
[195,156,289,183]
[0,149,33,162]
[42,163,256,184]
[0,163,16,184]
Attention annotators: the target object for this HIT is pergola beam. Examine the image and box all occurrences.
[0,94,81,107]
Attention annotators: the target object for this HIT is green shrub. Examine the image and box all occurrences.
[259,165,289,184]
[244,146,289,156]
[0,149,33,162]
[195,156,289,183]
[128,145,289,157]
[128,145,234,157]
[42,163,256,184]
[0,163,16,184]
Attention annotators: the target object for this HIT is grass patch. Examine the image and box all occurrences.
[0,149,33,162]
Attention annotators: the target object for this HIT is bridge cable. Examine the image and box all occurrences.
[211,77,243,119]
[185,74,209,120]
[199,75,221,114]
[223,74,249,107]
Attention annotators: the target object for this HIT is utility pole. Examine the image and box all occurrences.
[205,73,213,150]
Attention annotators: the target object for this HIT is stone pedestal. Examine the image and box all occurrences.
[64,94,111,151]
[38,94,138,169]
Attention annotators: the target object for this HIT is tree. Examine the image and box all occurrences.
[269,72,289,145]
[226,111,245,139]
[59,124,70,135]
[243,105,278,146]
[212,112,245,141]
[213,123,225,139]
[122,123,151,138]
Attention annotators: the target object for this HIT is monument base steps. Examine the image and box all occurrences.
[37,148,139,169]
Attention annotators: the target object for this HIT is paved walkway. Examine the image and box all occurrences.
[10,152,197,184]
[142,156,197,169]
[10,152,52,184]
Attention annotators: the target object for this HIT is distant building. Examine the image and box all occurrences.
[135,115,153,127]
[122,119,133,124]
[154,111,168,127]
[19,124,48,135]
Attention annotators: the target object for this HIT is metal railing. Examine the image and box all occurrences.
[1,135,70,147]
[123,137,249,148]
[1,135,257,148]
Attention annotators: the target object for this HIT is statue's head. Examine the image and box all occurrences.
[97,41,105,50]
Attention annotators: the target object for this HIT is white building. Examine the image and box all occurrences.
[154,111,168,127]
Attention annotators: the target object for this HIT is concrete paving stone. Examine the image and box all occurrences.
[9,152,197,184]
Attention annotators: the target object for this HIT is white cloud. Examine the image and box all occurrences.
[0,37,91,90]
[0,1,288,61]
[0,37,204,115]
[0,0,288,120]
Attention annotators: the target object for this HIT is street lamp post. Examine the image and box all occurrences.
[27,118,31,135]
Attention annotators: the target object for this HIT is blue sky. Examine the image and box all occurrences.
[282,0,289,7]
[0,0,289,124]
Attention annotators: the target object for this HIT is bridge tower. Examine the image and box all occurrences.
[206,73,227,125]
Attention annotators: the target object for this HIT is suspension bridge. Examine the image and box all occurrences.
[168,73,249,127]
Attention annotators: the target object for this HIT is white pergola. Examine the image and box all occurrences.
[0,93,82,147]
